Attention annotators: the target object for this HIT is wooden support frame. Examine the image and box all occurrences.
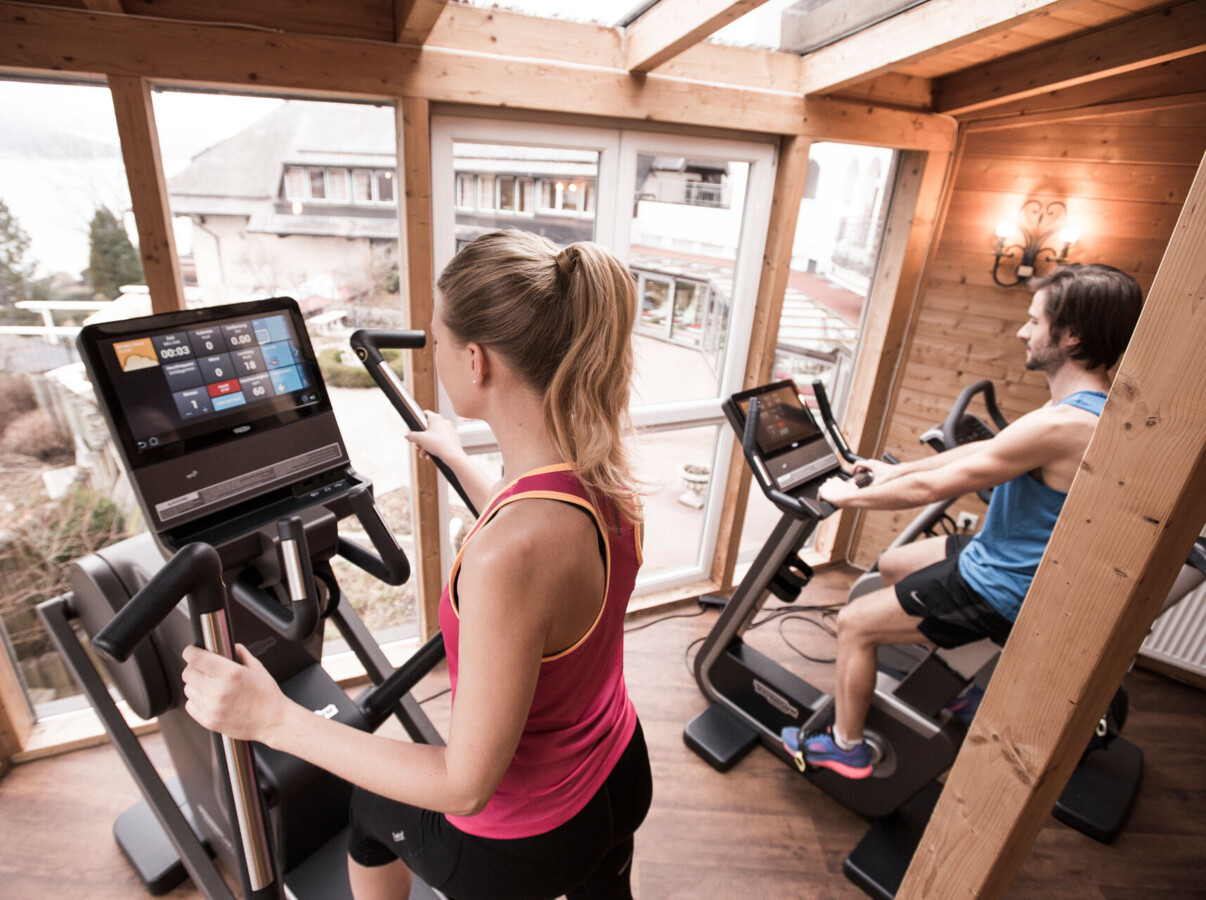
[901,151,1206,897]
[625,0,772,73]
[0,631,34,774]
[107,75,186,314]
[935,0,1206,116]
[798,0,1088,97]
[815,145,955,560]
[394,0,448,46]
[0,2,956,151]
[396,96,442,641]
[711,134,812,588]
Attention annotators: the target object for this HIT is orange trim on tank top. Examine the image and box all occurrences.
[446,488,612,663]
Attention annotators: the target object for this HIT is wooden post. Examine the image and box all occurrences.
[900,151,1206,897]
[108,75,185,314]
[397,96,441,641]
[711,134,812,588]
[828,142,959,562]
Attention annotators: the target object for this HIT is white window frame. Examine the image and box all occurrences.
[430,116,775,597]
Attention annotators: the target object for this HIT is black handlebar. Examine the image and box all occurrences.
[93,542,224,663]
[811,380,858,465]
[349,329,479,517]
[336,485,412,586]
[943,379,1010,452]
[230,517,321,642]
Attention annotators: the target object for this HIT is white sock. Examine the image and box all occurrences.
[833,728,862,750]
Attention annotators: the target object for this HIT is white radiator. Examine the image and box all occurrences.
[1140,580,1206,680]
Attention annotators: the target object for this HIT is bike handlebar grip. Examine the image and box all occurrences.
[93,542,224,663]
[943,379,1011,450]
[338,486,411,586]
[811,380,860,465]
[229,517,321,642]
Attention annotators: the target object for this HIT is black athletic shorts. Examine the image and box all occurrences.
[894,534,1015,649]
[347,719,652,900]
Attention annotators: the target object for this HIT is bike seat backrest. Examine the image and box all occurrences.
[933,638,1001,681]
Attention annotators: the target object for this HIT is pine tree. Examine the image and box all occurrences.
[85,206,144,299]
[0,198,33,306]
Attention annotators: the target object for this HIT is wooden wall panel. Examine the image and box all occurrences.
[850,92,1206,568]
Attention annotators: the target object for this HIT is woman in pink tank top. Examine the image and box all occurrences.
[181,230,652,900]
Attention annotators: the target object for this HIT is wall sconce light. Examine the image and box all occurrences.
[992,199,1080,287]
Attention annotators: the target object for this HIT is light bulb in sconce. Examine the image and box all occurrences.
[1058,223,1081,257]
[995,221,1014,239]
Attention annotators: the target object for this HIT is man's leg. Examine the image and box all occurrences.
[832,585,931,747]
[877,534,950,586]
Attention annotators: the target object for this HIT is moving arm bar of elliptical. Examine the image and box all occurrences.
[93,542,225,663]
[230,517,322,642]
[357,632,448,729]
[337,486,411,586]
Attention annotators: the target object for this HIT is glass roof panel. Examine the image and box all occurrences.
[461,0,652,27]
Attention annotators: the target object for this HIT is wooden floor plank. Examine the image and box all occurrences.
[0,569,1202,898]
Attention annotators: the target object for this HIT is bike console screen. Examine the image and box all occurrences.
[728,381,838,493]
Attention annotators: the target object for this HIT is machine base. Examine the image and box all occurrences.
[684,703,760,772]
[1052,737,1143,843]
[113,777,208,896]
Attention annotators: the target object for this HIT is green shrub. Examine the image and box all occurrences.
[318,347,407,388]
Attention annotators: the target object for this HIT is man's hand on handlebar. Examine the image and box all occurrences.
[853,458,894,485]
[818,475,863,507]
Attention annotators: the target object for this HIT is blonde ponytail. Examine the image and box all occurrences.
[437,230,642,523]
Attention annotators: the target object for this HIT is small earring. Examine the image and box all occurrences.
[472,378,477,384]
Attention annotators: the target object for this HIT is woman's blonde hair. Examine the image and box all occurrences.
[437,230,641,523]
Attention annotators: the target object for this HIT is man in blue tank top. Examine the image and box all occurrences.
[784,264,1144,779]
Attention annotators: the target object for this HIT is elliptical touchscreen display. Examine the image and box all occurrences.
[80,299,326,469]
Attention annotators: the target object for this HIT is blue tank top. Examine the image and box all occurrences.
[957,391,1107,621]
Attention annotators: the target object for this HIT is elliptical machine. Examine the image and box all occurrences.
[38,298,470,899]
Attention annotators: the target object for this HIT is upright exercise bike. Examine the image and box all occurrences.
[38,298,470,899]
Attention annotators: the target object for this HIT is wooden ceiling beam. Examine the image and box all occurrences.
[395,0,448,46]
[798,0,1088,97]
[935,0,1206,116]
[625,0,772,73]
[0,2,956,150]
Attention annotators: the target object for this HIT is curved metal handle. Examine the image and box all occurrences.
[943,379,1010,451]
[337,485,411,586]
[349,329,478,517]
[93,542,224,663]
[230,517,321,642]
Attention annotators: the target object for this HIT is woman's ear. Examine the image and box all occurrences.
[467,341,489,385]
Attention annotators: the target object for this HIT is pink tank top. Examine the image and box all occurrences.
[438,463,642,839]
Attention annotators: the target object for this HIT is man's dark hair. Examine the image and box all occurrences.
[1029,263,1143,370]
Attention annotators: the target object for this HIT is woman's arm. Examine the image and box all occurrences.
[405,411,497,512]
[180,504,588,817]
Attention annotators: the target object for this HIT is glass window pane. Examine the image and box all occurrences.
[375,170,394,203]
[629,153,750,403]
[327,168,349,202]
[456,174,475,208]
[453,143,599,246]
[738,142,898,561]
[152,91,415,642]
[354,169,373,202]
[284,166,307,199]
[497,176,516,212]
[0,79,151,718]
[631,424,720,581]
[309,168,327,200]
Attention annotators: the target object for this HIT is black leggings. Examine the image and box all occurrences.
[348,720,653,900]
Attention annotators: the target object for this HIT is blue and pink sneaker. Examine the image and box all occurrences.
[781,726,873,779]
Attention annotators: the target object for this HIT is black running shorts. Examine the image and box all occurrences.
[348,719,652,900]
[894,534,1015,649]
